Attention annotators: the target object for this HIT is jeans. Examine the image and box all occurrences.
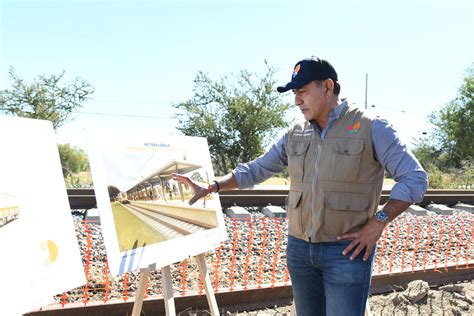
[286,235,374,316]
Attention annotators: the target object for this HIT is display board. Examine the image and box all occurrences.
[86,130,227,275]
[0,116,86,315]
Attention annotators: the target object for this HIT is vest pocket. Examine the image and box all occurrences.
[287,141,310,181]
[286,191,303,236]
[330,139,364,182]
[323,191,368,235]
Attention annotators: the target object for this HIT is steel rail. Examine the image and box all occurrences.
[125,203,205,235]
[67,189,474,210]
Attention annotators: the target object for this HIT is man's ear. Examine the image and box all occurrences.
[324,79,334,96]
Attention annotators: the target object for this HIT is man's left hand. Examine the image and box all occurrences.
[337,218,386,261]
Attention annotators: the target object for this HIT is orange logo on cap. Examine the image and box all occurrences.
[292,64,301,78]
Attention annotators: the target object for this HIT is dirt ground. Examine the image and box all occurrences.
[215,280,474,316]
[368,280,473,316]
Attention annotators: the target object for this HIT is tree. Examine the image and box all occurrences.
[427,64,473,168]
[413,64,473,188]
[107,186,121,202]
[0,68,94,129]
[57,144,89,179]
[173,62,292,175]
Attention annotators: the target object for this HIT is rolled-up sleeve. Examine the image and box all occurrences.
[372,119,428,203]
[232,135,288,189]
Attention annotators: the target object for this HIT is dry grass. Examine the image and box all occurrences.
[111,202,167,252]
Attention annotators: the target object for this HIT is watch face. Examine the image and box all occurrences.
[376,210,389,223]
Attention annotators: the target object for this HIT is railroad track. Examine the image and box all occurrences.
[68,188,474,209]
[28,261,474,316]
[27,194,474,316]
[121,202,206,238]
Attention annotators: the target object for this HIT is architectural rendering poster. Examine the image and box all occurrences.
[0,116,86,315]
[86,130,227,276]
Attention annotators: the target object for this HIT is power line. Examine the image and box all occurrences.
[351,101,428,117]
[75,111,172,119]
[89,99,173,105]
[369,104,427,117]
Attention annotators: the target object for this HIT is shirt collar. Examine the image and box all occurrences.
[309,99,349,131]
[332,99,348,120]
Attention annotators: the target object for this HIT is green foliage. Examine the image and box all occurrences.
[427,64,473,168]
[421,162,473,189]
[412,138,445,170]
[173,62,292,175]
[64,172,93,189]
[0,68,94,129]
[57,144,89,179]
[413,64,473,189]
[424,164,445,189]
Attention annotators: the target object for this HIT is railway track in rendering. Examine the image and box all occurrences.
[121,202,207,238]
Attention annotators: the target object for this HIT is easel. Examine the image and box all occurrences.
[131,253,219,316]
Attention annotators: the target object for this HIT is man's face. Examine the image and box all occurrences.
[292,81,328,121]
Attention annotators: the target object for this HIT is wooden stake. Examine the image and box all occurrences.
[131,255,220,316]
[131,268,150,316]
[161,265,176,316]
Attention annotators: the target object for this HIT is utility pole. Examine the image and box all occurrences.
[365,73,368,110]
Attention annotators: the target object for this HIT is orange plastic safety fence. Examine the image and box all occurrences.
[181,259,187,296]
[376,225,389,274]
[103,261,110,303]
[83,221,92,305]
[388,221,399,274]
[213,242,222,293]
[466,219,473,269]
[433,221,444,272]
[198,271,203,295]
[284,265,289,285]
[243,218,253,290]
[444,218,455,271]
[144,277,150,299]
[411,216,422,273]
[123,272,129,302]
[456,219,465,269]
[423,217,433,271]
[271,218,282,288]
[400,217,410,273]
[229,219,239,291]
[64,214,474,307]
[60,292,67,308]
[257,217,267,289]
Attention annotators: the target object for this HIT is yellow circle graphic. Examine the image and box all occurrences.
[41,240,58,266]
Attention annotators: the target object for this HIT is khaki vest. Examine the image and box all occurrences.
[284,106,384,243]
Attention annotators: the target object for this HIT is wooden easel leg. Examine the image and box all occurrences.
[196,254,219,316]
[132,268,150,316]
[161,265,176,316]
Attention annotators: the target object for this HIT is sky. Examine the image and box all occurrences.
[1,0,473,150]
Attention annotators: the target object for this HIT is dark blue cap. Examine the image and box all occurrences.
[277,58,338,93]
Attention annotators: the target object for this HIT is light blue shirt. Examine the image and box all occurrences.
[232,100,428,204]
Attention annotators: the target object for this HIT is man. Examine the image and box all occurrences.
[173,57,428,315]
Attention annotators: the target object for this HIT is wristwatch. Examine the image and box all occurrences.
[374,210,390,224]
